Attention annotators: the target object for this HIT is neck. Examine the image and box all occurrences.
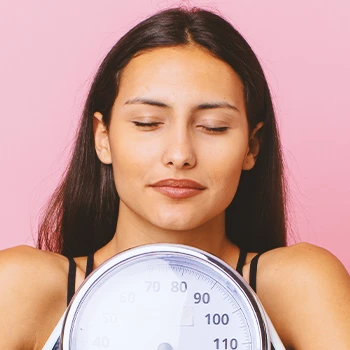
[95,201,238,268]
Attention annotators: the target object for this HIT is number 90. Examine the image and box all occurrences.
[194,292,210,304]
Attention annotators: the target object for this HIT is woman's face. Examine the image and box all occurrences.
[94,45,262,232]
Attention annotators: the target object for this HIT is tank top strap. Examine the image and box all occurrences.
[67,253,94,306]
[85,253,94,278]
[67,256,76,306]
[249,252,263,293]
[235,248,247,276]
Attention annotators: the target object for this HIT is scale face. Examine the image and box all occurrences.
[61,244,271,350]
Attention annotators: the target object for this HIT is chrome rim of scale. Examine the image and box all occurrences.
[61,244,272,350]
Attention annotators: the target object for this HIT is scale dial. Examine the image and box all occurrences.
[61,244,270,350]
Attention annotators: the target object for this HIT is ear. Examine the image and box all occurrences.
[93,112,112,165]
[242,122,264,171]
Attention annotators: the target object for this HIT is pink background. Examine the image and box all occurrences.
[0,0,349,271]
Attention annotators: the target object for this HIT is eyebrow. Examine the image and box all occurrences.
[124,97,240,113]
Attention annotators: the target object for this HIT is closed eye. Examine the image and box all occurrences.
[132,121,162,128]
[199,126,229,133]
[132,122,229,133]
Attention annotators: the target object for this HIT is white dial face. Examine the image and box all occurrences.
[66,253,265,350]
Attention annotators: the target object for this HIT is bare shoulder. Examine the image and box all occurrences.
[0,245,69,349]
[257,242,349,279]
[257,242,350,295]
[0,245,68,288]
[255,243,350,349]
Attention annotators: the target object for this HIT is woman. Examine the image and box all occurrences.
[0,6,349,349]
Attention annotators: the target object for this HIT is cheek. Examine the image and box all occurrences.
[211,160,243,196]
[108,129,157,189]
[210,165,243,213]
[204,137,247,196]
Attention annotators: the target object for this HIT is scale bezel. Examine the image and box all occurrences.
[60,243,270,350]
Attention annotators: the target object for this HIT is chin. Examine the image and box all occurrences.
[150,214,209,233]
[158,222,198,232]
[149,216,195,231]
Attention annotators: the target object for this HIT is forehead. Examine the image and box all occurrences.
[117,46,245,108]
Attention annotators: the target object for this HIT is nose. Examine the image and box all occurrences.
[162,127,196,169]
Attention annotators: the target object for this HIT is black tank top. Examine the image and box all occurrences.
[67,253,94,305]
[235,249,263,293]
[51,255,95,350]
[236,250,275,350]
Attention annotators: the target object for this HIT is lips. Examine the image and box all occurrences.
[149,178,205,199]
[150,179,205,189]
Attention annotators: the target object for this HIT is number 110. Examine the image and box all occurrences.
[214,338,238,349]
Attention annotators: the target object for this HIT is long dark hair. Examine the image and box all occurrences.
[37,6,288,256]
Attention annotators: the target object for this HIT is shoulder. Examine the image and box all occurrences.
[257,242,349,290]
[0,245,69,349]
[256,242,348,275]
[0,245,68,288]
[254,243,350,349]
